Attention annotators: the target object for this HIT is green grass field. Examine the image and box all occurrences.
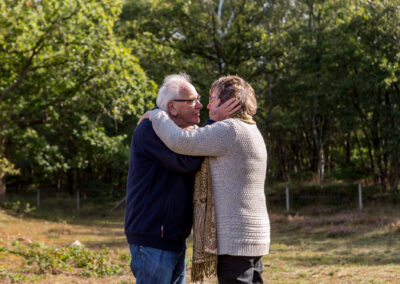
[0,198,399,283]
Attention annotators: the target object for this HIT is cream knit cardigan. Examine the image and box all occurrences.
[149,109,270,256]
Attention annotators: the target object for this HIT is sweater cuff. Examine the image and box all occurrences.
[149,109,166,121]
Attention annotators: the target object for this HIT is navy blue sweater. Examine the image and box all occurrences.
[125,119,208,251]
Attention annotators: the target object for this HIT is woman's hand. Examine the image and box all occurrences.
[209,98,241,121]
[137,111,151,125]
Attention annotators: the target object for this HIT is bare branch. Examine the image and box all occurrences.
[223,10,236,35]
[218,0,224,19]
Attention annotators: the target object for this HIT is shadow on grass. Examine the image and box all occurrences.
[3,196,399,268]
[1,195,129,250]
[269,206,400,267]
[279,252,400,266]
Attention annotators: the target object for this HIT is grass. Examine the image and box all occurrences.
[0,197,399,283]
[264,206,400,283]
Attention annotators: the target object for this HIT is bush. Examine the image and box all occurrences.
[3,241,124,278]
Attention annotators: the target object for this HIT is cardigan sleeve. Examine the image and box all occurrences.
[133,119,203,174]
[149,109,234,157]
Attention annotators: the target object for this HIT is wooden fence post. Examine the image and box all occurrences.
[358,183,363,210]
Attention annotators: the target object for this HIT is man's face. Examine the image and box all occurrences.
[169,82,203,128]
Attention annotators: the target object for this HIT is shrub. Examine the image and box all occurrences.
[3,241,124,278]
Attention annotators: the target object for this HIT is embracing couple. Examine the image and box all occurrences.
[124,74,270,284]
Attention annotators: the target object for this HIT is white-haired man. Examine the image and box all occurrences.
[124,74,236,284]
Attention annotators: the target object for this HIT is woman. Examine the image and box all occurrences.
[149,75,270,283]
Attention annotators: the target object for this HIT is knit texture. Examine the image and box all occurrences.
[149,109,270,256]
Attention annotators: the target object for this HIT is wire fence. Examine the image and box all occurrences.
[3,183,400,215]
[266,183,400,212]
[2,187,125,215]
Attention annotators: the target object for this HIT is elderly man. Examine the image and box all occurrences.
[125,74,237,284]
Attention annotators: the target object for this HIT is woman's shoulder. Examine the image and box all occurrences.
[221,118,258,129]
[215,118,242,126]
[204,119,259,135]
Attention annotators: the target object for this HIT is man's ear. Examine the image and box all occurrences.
[167,101,178,116]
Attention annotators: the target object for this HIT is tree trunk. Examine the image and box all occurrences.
[327,144,331,174]
[73,169,78,195]
[345,133,351,164]
[312,98,325,185]
[376,153,387,191]
[67,170,74,196]
[317,143,325,185]
[0,175,6,200]
[0,135,5,199]
[312,130,325,185]
[390,158,399,191]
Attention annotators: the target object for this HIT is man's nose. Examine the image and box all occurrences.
[195,101,203,109]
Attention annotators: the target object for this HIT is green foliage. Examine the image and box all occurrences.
[3,241,124,277]
[117,0,400,190]
[0,158,20,177]
[0,0,157,194]
[117,0,292,94]
[0,267,32,283]
[1,200,36,213]
[1,0,399,194]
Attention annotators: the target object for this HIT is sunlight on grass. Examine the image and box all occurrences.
[0,201,399,283]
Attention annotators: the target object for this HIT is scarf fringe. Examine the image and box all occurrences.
[191,157,218,283]
[191,255,218,283]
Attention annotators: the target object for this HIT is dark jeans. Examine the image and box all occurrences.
[129,244,186,284]
[217,255,263,284]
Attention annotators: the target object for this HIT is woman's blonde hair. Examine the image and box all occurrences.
[209,75,257,116]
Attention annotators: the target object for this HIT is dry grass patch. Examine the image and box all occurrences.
[264,205,400,283]
[1,201,400,283]
[271,205,399,239]
[388,219,400,233]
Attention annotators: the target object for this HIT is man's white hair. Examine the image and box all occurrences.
[156,73,192,111]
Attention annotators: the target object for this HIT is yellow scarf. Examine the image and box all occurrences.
[231,112,256,124]
[191,157,217,282]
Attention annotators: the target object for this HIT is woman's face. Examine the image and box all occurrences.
[207,89,219,111]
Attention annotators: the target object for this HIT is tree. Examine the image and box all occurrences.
[329,0,400,190]
[117,0,400,190]
[0,0,157,196]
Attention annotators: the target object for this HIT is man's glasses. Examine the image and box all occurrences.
[172,97,201,107]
